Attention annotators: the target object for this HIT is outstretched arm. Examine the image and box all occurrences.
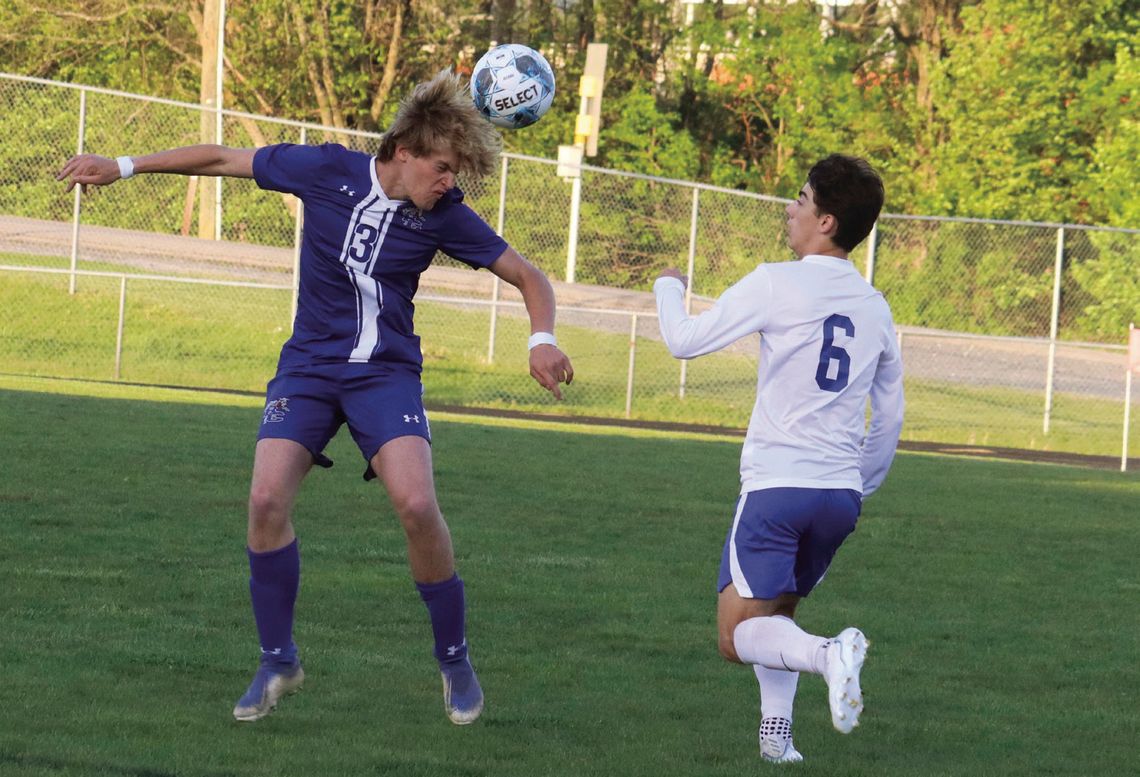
[56,145,256,193]
[654,265,770,359]
[488,247,574,400]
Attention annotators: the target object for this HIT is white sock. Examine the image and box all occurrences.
[754,664,799,722]
[733,615,829,675]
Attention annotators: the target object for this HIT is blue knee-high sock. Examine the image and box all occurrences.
[248,539,300,665]
[416,574,467,665]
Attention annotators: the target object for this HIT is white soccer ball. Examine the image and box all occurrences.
[471,44,556,129]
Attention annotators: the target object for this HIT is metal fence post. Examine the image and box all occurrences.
[1043,227,1064,434]
[566,172,582,283]
[864,221,878,285]
[1124,322,1135,472]
[214,0,225,241]
[626,314,638,418]
[114,276,127,379]
[290,127,306,326]
[69,87,87,295]
[488,155,508,363]
[679,187,699,399]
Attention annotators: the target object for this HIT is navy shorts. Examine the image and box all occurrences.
[258,366,431,480]
[717,487,861,600]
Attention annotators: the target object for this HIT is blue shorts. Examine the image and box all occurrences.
[258,366,431,480]
[717,487,861,600]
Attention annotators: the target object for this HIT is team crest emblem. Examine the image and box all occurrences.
[400,205,426,230]
[263,397,290,424]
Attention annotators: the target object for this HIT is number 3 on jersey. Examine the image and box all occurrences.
[815,313,854,392]
[348,223,379,264]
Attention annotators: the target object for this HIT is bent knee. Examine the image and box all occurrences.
[718,631,743,663]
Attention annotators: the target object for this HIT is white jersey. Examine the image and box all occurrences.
[654,255,904,496]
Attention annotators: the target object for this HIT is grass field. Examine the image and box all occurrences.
[1,375,1137,777]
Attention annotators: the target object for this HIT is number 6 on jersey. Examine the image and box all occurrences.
[815,313,854,392]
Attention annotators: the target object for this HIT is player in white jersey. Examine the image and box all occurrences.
[654,154,904,763]
[57,70,574,727]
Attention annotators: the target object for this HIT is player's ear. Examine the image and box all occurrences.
[819,212,838,238]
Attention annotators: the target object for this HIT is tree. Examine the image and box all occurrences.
[925,0,1138,222]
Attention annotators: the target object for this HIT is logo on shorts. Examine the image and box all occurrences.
[264,397,290,424]
[403,414,420,423]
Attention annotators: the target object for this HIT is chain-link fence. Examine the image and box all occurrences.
[2,73,1138,464]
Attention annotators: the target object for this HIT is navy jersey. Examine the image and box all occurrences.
[253,143,508,373]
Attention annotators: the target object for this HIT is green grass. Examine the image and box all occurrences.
[1,263,1137,457]
[0,376,1137,776]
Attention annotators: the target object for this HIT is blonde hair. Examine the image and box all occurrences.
[377,69,502,178]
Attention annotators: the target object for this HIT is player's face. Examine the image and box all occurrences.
[785,182,829,257]
[398,147,459,210]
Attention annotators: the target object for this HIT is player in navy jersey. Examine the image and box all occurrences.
[653,155,904,763]
[57,70,574,726]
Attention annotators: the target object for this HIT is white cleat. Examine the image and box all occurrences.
[824,627,868,734]
[760,733,804,764]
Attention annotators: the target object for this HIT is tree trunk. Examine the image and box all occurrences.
[369,1,405,126]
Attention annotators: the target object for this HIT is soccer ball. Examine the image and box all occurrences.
[471,44,556,129]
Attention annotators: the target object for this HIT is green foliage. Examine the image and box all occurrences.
[3,0,1136,230]
[1068,230,1140,339]
[599,91,700,180]
[676,1,867,194]
[0,1,201,98]
[927,0,1138,223]
[0,86,82,222]
[875,221,1059,336]
[1081,45,1140,227]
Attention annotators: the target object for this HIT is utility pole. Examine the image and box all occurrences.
[558,43,607,283]
[198,0,224,240]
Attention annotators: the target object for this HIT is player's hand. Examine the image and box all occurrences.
[56,154,122,194]
[657,267,688,289]
[529,344,574,400]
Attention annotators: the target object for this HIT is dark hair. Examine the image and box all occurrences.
[377,69,502,178]
[807,154,885,251]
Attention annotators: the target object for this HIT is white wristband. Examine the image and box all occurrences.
[528,332,557,350]
[116,156,135,180]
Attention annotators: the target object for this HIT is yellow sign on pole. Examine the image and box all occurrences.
[578,44,608,156]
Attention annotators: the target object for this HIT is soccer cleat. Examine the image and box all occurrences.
[232,660,305,722]
[760,735,804,764]
[759,716,803,764]
[823,627,868,734]
[440,657,484,725]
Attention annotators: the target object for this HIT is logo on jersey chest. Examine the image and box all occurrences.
[399,205,426,230]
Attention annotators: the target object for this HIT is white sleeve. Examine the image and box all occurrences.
[860,326,905,497]
[653,268,771,359]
